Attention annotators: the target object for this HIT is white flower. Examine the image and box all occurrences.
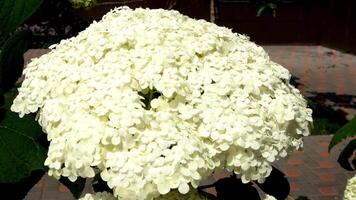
[264,195,277,200]
[79,189,207,200]
[12,7,312,200]
[155,189,207,200]
[344,175,356,200]
[79,192,116,200]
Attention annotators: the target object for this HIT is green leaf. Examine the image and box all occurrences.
[329,116,356,151]
[0,92,4,107]
[0,31,32,93]
[337,139,356,171]
[59,177,86,199]
[0,0,43,34]
[0,95,46,183]
[0,126,46,183]
[0,94,42,139]
[257,6,266,17]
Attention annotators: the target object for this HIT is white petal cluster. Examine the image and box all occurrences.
[344,175,356,200]
[155,189,207,200]
[70,0,96,8]
[79,192,117,200]
[12,7,312,200]
[264,195,277,200]
[79,190,206,200]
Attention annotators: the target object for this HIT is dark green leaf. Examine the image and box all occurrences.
[0,126,46,183]
[0,94,46,183]
[214,176,260,200]
[0,93,4,107]
[337,139,356,171]
[0,0,43,34]
[257,6,266,17]
[255,166,290,200]
[0,31,32,93]
[0,94,42,139]
[267,3,277,10]
[59,177,86,199]
[329,116,356,151]
[0,170,44,200]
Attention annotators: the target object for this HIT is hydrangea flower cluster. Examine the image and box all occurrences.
[80,190,207,200]
[344,175,356,200]
[70,0,96,8]
[12,7,312,200]
[264,195,277,200]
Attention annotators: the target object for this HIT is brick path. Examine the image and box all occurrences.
[23,45,356,200]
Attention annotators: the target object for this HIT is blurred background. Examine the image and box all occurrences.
[72,0,356,54]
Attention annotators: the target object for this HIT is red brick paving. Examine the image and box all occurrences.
[318,174,336,182]
[288,159,303,166]
[318,187,338,196]
[319,161,337,169]
[34,178,44,189]
[212,170,230,181]
[59,184,70,193]
[319,151,330,158]
[286,170,302,178]
[318,141,330,147]
[290,183,301,192]
[204,188,217,196]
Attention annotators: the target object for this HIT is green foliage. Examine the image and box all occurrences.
[0,95,46,183]
[0,128,46,182]
[329,116,356,151]
[0,31,32,93]
[257,3,277,17]
[59,177,86,198]
[312,118,342,135]
[0,0,43,34]
[256,0,279,17]
[307,97,348,135]
[328,116,356,171]
[337,139,356,171]
[0,92,42,139]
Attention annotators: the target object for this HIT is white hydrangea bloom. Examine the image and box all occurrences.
[264,195,277,200]
[79,190,206,200]
[79,192,117,200]
[344,175,356,200]
[12,7,312,200]
[70,0,96,8]
[155,189,207,200]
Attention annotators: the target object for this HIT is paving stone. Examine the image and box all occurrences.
[317,187,338,196]
[59,184,70,193]
[24,191,42,200]
[318,173,336,182]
